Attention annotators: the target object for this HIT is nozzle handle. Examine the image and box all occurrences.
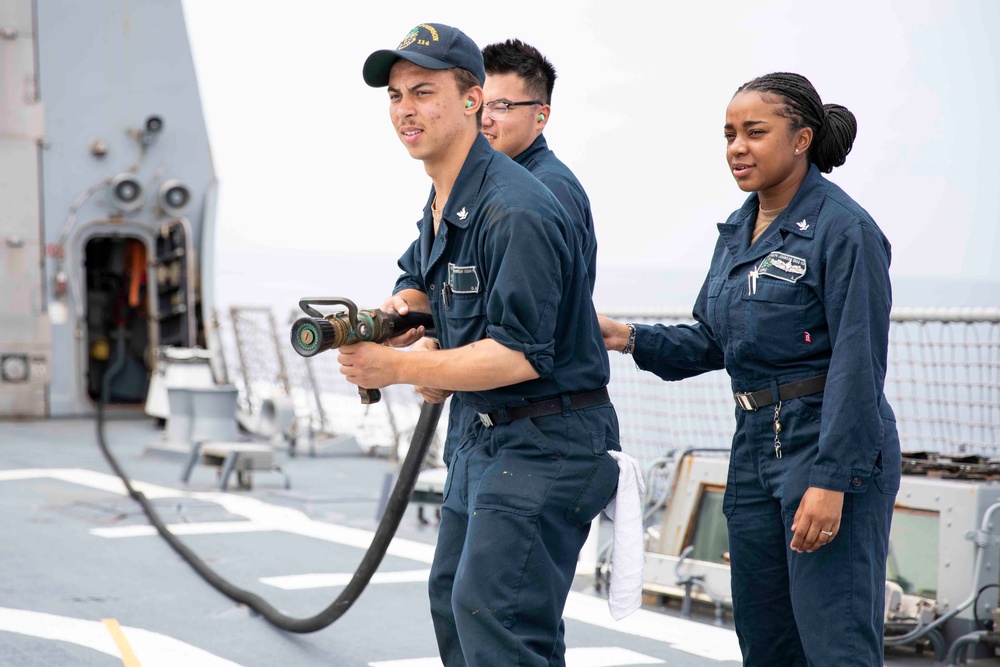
[299,297,357,322]
[388,311,436,338]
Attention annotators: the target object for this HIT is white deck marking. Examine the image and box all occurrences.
[369,647,664,667]
[3,468,436,563]
[0,607,245,667]
[261,569,430,590]
[0,468,180,499]
[2,468,742,662]
[563,592,742,662]
[92,521,274,538]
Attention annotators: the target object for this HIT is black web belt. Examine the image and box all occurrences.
[733,374,827,411]
[477,387,610,427]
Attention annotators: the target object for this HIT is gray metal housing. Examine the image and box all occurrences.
[0,0,216,417]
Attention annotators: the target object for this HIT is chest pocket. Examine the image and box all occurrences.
[742,278,811,362]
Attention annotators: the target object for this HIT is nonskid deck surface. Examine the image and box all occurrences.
[0,417,943,666]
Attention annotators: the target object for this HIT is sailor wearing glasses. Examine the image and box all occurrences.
[480,39,597,295]
[412,39,601,475]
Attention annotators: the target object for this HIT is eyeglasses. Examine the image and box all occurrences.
[484,100,543,121]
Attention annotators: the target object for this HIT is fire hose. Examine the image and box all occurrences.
[94,297,439,632]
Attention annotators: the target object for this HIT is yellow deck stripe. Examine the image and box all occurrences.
[101,618,141,667]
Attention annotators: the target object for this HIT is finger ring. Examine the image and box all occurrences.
[820,530,834,536]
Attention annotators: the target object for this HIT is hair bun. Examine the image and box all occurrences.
[814,103,857,172]
[823,104,857,139]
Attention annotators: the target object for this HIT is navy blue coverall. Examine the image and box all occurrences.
[442,133,599,466]
[514,134,598,294]
[632,165,900,666]
[395,134,620,667]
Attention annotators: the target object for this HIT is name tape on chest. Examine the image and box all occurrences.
[757,251,807,283]
[447,263,481,294]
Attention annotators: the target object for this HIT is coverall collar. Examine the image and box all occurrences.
[423,133,496,231]
[512,133,549,167]
[419,134,496,272]
[717,164,828,266]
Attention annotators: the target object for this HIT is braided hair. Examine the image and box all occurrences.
[736,73,857,173]
[482,39,557,104]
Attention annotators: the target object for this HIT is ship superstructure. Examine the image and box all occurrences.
[0,0,216,418]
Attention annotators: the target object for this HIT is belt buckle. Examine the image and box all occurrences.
[478,412,494,428]
[734,392,757,411]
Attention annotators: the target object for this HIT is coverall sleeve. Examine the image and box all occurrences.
[631,274,726,381]
[481,208,565,378]
[543,176,587,228]
[392,237,425,294]
[808,218,892,492]
[543,175,597,294]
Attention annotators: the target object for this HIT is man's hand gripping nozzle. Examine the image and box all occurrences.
[290,297,434,404]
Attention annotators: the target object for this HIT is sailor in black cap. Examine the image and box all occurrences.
[341,23,621,667]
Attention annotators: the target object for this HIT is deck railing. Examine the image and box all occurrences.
[220,306,1000,472]
[603,307,1000,472]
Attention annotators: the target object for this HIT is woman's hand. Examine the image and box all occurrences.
[790,487,844,553]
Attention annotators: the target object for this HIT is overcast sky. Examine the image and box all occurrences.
[182,0,1000,288]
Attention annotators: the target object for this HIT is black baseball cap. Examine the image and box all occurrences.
[363,23,486,88]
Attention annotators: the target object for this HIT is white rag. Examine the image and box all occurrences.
[603,450,646,620]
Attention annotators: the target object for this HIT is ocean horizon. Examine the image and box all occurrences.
[213,248,1000,321]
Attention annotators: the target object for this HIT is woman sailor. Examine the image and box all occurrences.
[601,72,900,666]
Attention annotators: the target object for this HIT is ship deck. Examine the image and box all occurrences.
[0,413,982,666]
